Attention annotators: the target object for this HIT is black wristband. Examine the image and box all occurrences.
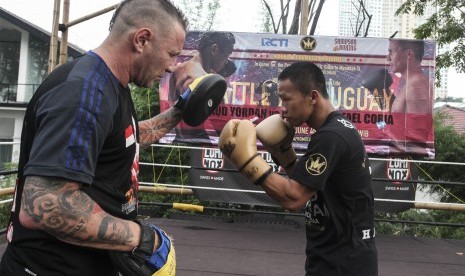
[254,167,273,186]
[173,95,185,110]
[131,220,155,259]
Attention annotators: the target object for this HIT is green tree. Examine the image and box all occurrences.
[418,110,465,203]
[375,111,465,239]
[131,84,190,187]
[435,96,464,102]
[175,0,220,31]
[395,0,465,85]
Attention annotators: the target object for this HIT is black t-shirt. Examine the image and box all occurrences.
[1,51,139,276]
[291,111,378,276]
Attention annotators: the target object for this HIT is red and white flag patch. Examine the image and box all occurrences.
[125,125,135,147]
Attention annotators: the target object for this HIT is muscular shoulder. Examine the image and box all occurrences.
[405,72,432,98]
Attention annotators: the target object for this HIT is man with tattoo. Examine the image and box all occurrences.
[0,1,191,275]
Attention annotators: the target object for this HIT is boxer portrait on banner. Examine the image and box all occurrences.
[362,39,433,115]
[387,39,433,114]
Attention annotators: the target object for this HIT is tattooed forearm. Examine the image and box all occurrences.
[21,176,94,240]
[98,217,134,245]
[20,176,137,249]
[139,107,182,148]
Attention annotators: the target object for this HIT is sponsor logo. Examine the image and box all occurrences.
[261,37,289,47]
[386,158,410,184]
[300,36,317,51]
[202,149,223,173]
[333,38,357,52]
[306,153,327,175]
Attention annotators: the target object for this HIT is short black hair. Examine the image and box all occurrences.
[278,62,328,98]
[197,32,235,53]
[390,39,425,61]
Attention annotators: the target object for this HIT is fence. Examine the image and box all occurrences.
[1,144,464,229]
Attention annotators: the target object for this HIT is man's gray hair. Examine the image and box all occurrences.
[109,0,188,33]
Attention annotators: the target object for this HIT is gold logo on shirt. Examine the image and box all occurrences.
[306,153,327,175]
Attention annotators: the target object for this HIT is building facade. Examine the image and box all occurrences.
[0,7,84,168]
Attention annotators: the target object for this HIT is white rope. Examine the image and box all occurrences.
[150,143,465,166]
[139,182,465,207]
[0,198,13,204]
[139,182,266,194]
[375,198,460,206]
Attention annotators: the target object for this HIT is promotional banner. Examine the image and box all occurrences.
[190,149,417,212]
[371,157,418,212]
[189,148,281,207]
[159,31,435,158]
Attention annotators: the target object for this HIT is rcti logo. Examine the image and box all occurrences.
[261,38,289,47]
[386,158,410,184]
[202,149,224,172]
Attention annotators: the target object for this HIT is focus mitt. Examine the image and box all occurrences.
[174,73,227,127]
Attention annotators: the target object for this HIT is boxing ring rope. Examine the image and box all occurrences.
[1,143,465,212]
[149,143,465,166]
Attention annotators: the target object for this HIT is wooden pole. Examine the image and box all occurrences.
[58,0,70,66]
[138,186,194,195]
[414,202,465,212]
[64,4,119,29]
[48,0,61,73]
[0,187,14,197]
[300,0,309,35]
[56,3,118,63]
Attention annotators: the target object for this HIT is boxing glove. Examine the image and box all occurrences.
[256,114,297,168]
[219,119,272,185]
[361,68,395,110]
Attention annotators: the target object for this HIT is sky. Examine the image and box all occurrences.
[0,0,341,49]
[0,0,462,98]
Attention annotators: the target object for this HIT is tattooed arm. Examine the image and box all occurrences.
[138,107,183,148]
[19,176,159,251]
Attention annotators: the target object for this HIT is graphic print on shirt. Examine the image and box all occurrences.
[337,117,355,129]
[306,153,327,176]
[305,192,329,232]
[122,116,139,215]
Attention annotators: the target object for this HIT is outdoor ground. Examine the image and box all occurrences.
[1,213,464,275]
